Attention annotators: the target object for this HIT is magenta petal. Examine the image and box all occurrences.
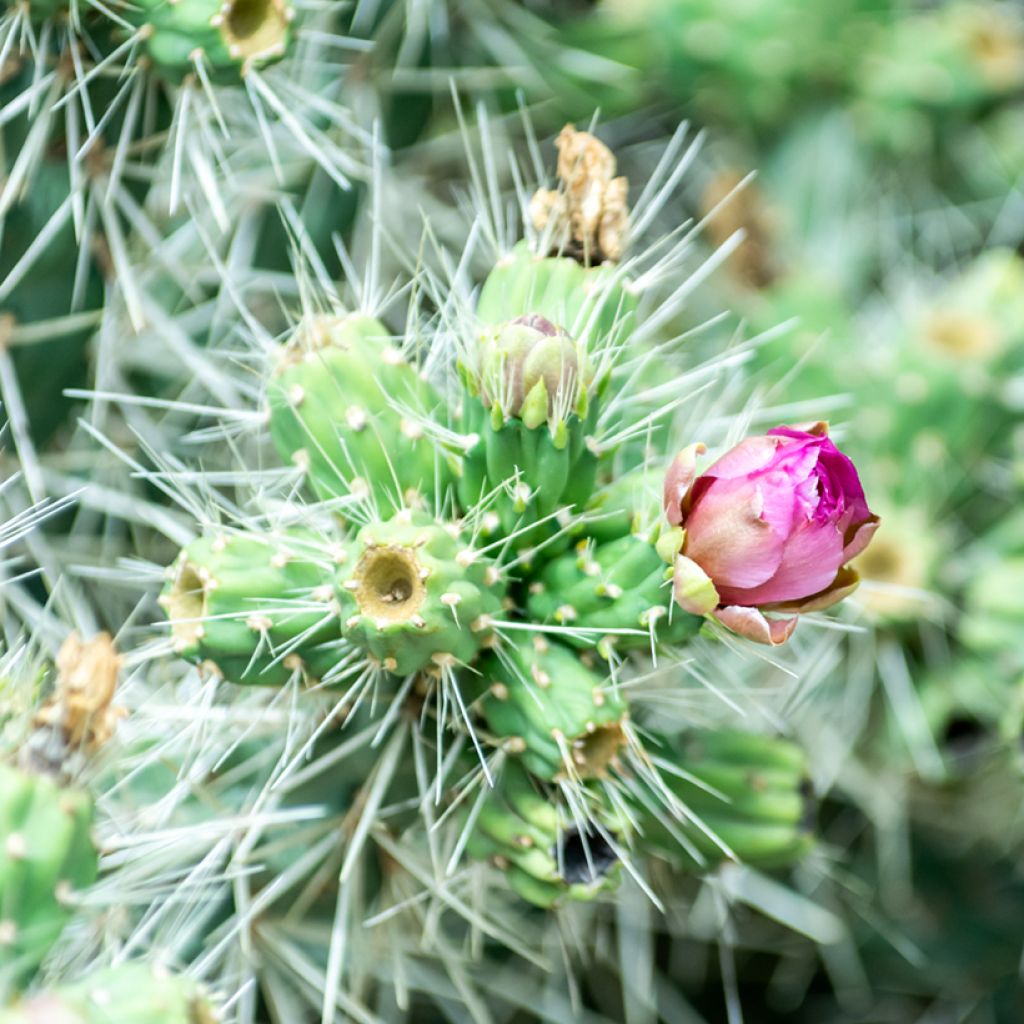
[718,516,845,606]
[714,605,798,645]
[842,516,880,563]
[683,477,787,590]
[700,435,784,481]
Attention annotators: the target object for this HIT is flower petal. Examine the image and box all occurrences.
[663,443,706,526]
[701,435,784,481]
[714,605,798,645]
[683,477,788,589]
[842,515,880,563]
[761,566,861,614]
[718,515,845,606]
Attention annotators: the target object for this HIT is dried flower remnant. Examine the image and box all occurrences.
[530,125,629,265]
[34,633,124,755]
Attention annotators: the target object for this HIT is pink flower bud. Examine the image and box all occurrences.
[663,424,878,644]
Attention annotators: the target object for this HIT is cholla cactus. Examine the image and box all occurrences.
[0,964,218,1023]
[0,633,120,998]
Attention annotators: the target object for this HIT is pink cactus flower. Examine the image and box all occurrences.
[663,423,878,645]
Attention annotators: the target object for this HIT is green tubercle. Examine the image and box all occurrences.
[335,510,506,677]
[0,963,218,1023]
[268,313,451,516]
[465,761,621,909]
[527,534,702,657]
[125,0,294,84]
[160,528,341,686]
[476,638,628,781]
[0,763,98,993]
[630,729,815,872]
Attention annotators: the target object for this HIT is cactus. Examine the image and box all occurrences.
[631,729,815,871]
[527,533,702,655]
[124,0,295,83]
[0,964,218,1023]
[0,634,122,994]
[0,763,97,992]
[476,637,628,781]
[465,760,621,908]
[268,313,452,515]
[159,528,341,686]
[336,510,505,676]
[457,315,602,541]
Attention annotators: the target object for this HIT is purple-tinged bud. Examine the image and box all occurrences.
[663,424,879,645]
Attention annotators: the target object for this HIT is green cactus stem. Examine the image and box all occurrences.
[268,313,450,515]
[336,510,506,676]
[0,763,98,993]
[0,963,219,1023]
[630,729,815,871]
[527,533,702,656]
[476,637,628,781]
[160,528,341,686]
[477,240,637,352]
[124,0,294,84]
[465,761,621,908]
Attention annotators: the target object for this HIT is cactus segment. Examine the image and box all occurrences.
[0,764,97,990]
[160,529,341,686]
[0,963,218,1023]
[632,730,815,871]
[124,0,294,84]
[458,316,602,541]
[477,638,627,780]
[477,241,637,352]
[527,534,702,655]
[335,511,506,676]
[268,314,450,515]
[465,761,621,908]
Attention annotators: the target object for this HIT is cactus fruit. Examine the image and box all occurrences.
[458,315,601,540]
[123,0,295,83]
[0,763,98,991]
[477,638,627,781]
[336,510,506,676]
[527,533,702,655]
[0,964,218,1023]
[160,529,341,686]
[631,729,815,871]
[268,313,451,515]
[465,761,621,908]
